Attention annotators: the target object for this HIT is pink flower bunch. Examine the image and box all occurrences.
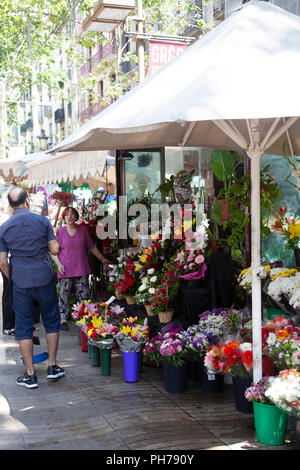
[174,246,206,279]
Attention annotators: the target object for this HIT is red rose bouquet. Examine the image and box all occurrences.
[150,270,179,315]
[116,257,140,296]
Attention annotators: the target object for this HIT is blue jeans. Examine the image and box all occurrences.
[13,277,60,341]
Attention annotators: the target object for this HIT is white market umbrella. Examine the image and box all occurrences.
[0,152,46,182]
[50,0,300,382]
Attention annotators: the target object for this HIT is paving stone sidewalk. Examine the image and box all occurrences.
[0,283,297,451]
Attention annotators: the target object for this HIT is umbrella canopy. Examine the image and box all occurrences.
[50,0,300,156]
[0,152,46,182]
[27,150,115,192]
[49,0,300,382]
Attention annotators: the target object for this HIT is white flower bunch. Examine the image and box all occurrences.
[134,269,160,304]
[265,371,300,418]
[267,272,300,301]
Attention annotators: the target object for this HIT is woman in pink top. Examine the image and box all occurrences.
[53,207,109,331]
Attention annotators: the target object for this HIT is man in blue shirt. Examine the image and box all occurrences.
[0,187,65,389]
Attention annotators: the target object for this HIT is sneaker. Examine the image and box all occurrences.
[16,373,38,389]
[47,364,65,379]
[60,322,69,331]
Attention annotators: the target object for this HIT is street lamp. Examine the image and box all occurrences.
[37,129,49,151]
[82,0,136,33]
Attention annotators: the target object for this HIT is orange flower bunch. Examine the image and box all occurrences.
[205,340,253,379]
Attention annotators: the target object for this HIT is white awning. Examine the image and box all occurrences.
[0,152,46,182]
[27,150,108,187]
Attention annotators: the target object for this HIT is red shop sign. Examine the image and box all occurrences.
[148,40,187,77]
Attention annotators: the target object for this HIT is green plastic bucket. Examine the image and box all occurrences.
[90,345,101,367]
[100,348,112,376]
[266,308,284,320]
[77,328,81,345]
[253,401,288,446]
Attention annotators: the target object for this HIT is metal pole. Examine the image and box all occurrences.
[137,0,145,82]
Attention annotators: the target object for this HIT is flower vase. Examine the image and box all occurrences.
[77,328,81,345]
[253,402,288,445]
[80,329,88,352]
[100,348,112,376]
[198,360,224,393]
[122,351,140,383]
[126,296,136,305]
[295,418,300,450]
[232,376,253,414]
[90,345,101,367]
[162,362,189,394]
[88,343,92,358]
[294,249,300,268]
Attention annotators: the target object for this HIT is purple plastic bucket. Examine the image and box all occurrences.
[122,351,139,383]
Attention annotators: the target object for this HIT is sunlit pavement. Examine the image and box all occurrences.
[0,280,297,451]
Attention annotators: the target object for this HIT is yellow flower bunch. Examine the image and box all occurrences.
[239,264,271,279]
[271,268,298,281]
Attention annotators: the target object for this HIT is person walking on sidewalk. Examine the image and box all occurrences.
[0,186,64,389]
[52,206,109,331]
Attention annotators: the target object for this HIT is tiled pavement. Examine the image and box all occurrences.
[0,290,297,451]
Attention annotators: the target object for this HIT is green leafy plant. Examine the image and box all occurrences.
[210,150,282,262]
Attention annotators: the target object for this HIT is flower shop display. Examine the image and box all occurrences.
[50,190,77,227]
[173,166,195,205]
[263,316,300,371]
[115,317,150,383]
[245,377,289,446]
[143,327,190,393]
[265,369,300,449]
[134,268,160,315]
[149,270,179,323]
[204,339,254,412]
[115,257,142,304]
[181,315,225,392]
[271,205,300,251]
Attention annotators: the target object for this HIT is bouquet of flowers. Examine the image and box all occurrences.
[108,256,126,294]
[265,369,300,418]
[143,327,189,367]
[136,235,165,271]
[71,300,100,322]
[134,268,160,305]
[244,377,274,405]
[264,336,300,371]
[149,269,179,315]
[204,340,253,379]
[115,319,150,352]
[271,205,300,250]
[174,224,208,281]
[87,316,118,349]
[116,257,141,297]
[49,190,76,207]
[180,322,223,360]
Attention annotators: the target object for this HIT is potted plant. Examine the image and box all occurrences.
[87,318,118,370]
[149,270,179,323]
[245,376,289,446]
[173,166,195,205]
[210,150,282,262]
[117,257,140,304]
[205,339,254,413]
[143,326,190,393]
[181,318,224,392]
[134,268,160,316]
